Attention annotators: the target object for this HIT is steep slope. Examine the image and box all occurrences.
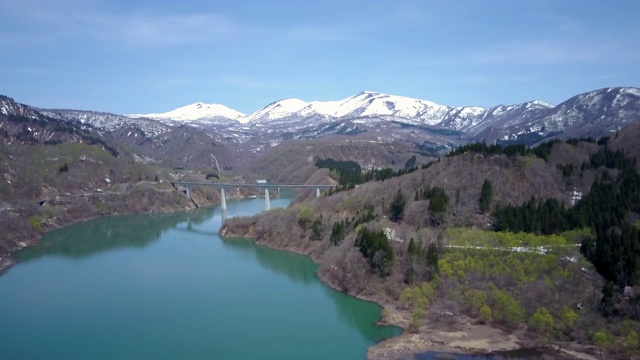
[0,96,119,156]
[242,136,430,184]
[222,135,640,359]
[610,122,640,170]
[22,86,640,156]
[235,87,640,150]
[37,106,249,170]
[41,109,170,136]
[477,87,640,145]
[0,96,222,272]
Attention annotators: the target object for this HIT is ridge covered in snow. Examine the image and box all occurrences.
[128,90,561,132]
[243,91,451,124]
[115,87,640,143]
[6,86,640,149]
[130,102,246,123]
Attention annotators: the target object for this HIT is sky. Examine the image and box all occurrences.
[1,0,639,115]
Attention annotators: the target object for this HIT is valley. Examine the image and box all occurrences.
[1,88,640,359]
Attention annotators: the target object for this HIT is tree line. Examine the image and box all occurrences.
[492,143,640,318]
[446,139,560,161]
[316,157,431,192]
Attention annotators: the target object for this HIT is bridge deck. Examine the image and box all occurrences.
[171,182,335,189]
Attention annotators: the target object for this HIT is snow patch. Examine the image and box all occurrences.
[571,189,583,205]
[384,228,403,243]
[130,102,246,123]
[621,87,640,97]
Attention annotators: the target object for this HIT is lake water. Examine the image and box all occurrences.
[0,196,401,359]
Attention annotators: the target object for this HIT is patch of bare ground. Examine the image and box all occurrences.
[371,313,604,360]
[368,318,520,360]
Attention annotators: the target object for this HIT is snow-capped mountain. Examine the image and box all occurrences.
[1,95,42,119]
[474,87,640,144]
[0,96,120,152]
[120,88,640,141]
[10,86,640,153]
[233,91,559,145]
[40,109,172,138]
[235,87,639,145]
[243,91,451,126]
[129,102,246,126]
[231,91,559,135]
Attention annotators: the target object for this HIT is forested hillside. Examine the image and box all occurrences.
[222,134,640,359]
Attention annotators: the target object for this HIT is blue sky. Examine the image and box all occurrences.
[1,0,639,115]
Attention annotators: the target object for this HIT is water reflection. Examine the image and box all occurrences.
[220,237,401,339]
[1,197,404,360]
[15,208,216,262]
[321,282,402,341]
[220,237,317,285]
[15,195,402,345]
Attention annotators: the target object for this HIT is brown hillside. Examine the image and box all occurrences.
[611,123,640,170]
[242,136,431,184]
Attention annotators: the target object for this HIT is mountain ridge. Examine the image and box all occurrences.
[125,88,639,140]
[5,86,640,152]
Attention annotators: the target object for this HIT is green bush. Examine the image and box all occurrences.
[28,216,42,232]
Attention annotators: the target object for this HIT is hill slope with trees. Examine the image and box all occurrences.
[222,134,640,359]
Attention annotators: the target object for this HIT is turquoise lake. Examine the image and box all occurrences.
[0,196,401,359]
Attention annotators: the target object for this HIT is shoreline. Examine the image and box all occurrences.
[1,197,599,360]
[220,231,515,359]
[0,206,195,275]
[0,185,226,275]
[220,228,601,360]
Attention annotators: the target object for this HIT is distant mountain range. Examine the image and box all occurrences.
[2,87,640,157]
[124,87,640,146]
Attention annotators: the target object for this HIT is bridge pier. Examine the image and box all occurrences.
[265,188,270,211]
[221,209,227,224]
[220,188,227,211]
[171,181,335,211]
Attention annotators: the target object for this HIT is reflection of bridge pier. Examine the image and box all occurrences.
[172,181,335,212]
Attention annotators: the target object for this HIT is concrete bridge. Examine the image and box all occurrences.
[171,181,335,211]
